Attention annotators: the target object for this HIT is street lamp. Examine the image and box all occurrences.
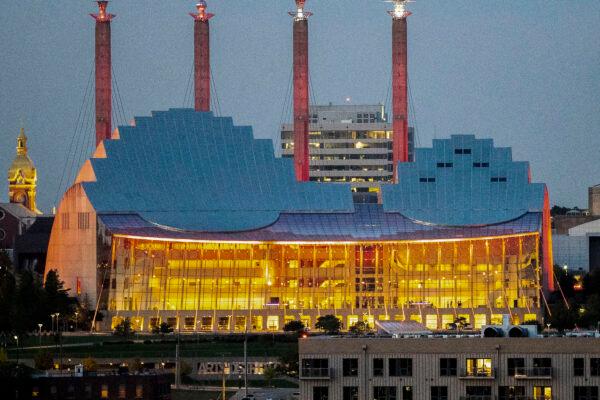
[13,335,19,364]
[38,324,43,346]
[74,311,79,332]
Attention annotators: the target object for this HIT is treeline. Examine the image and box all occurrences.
[0,250,98,335]
[547,266,600,331]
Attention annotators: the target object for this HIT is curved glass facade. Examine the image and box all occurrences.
[107,233,541,332]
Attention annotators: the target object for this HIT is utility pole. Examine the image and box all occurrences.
[222,353,226,400]
[244,328,248,398]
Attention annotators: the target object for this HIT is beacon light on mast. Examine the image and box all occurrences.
[386,0,412,19]
[289,0,312,20]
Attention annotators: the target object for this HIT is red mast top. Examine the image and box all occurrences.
[190,1,214,21]
[90,1,115,22]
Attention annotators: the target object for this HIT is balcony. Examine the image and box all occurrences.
[459,368,495,379]
[299,367,331,380]
[514,367,553,379]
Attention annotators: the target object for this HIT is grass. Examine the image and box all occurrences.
[7,336,297,360]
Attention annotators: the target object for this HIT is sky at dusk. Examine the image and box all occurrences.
[1,1,599,213]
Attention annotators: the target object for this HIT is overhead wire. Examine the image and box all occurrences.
[183,61,194,108]
[53,64,94,206]
[279,66,293,128]
[112,65,129,126]
[210,72,222,116]
[407,77,420,148]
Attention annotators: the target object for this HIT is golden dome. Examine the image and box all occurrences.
[8,128,36,182]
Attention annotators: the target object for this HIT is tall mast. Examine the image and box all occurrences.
[91,1,115,146]
[290,0,312,182]
[190,1,214,112]
[389,0,411,179]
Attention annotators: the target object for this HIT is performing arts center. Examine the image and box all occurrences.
[46,109,553,332]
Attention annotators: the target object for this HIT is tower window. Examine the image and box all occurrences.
[61,213,70,230]
[455,148,472,154]
[419,177,436,183]
[78,212,90,230]
[491,177,507,183]
[437,163,453,168]
[473,162,489,168]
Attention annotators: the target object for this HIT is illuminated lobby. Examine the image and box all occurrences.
[46,109,553,332]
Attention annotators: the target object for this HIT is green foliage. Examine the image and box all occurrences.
[263,365,278,387]
[130,358,144,373]
[0,258,16,333]
[315,315,341,334]
[546,268,600,330]
[179,360,192,378]
[159,322,173,334]
[547,302,579,331]
[0,348,8,363]
[82,357,98,372]
[113,318,135,337]
[277,347,299,377]
[550,205,570,216]
[0,265,83,335]
[34,350,54,370]
[283,320,305,333]
[522,319,542,332]
[349,321,371,335]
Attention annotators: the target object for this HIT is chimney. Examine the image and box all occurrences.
[389,1,411,181]
[290,0,311,182]
[91,1,115,146]
[190,1,214,112]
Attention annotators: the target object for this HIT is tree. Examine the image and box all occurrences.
[349,321,371,335]
[547,302,579,331]
[44,269,75,330]
[34,350,54,370]
[263,365,277,387]
[179,361,192,379]
[283,320,305,333]
[454,316,469,330]
[14,269,45,333]
[130,358,144,373]
[0,257,16,333]
[113,318,134,337]
[315,315,341,334]
[158,322,173,334]
[550,205,569,216]
[82,357,98,372]
[579,294,600,329]
[0,348,8,363]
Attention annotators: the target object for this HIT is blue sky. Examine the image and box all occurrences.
[1,1,599,213]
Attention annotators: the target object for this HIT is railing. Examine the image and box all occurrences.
[514,367,553,378]
[459,368,495,379]
[459,396,495,400]
[299,367,331,379]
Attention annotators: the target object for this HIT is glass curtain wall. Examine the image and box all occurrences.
[107,234,540,329]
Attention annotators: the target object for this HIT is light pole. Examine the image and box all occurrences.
[14,335,19,364]
[74,311,79,332]
[38,324,43,346]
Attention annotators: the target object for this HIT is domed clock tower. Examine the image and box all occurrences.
[8,127,40,214]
